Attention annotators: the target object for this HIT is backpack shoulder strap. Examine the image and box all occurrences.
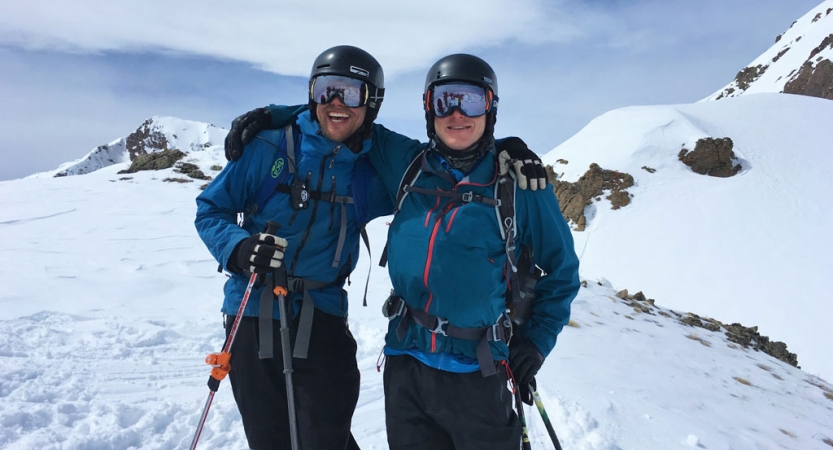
[378,149,428,267]
[246,124,297,221]
[496,174,544,325]
[394,149,428,213]
[496,174,519,270]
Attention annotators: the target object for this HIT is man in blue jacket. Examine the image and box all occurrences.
[195,45,392,450]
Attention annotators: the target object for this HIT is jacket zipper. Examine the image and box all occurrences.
[423,202,455,352]
[288,145,340,273]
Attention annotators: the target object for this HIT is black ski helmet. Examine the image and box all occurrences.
[308,45,385,120]
[424,53,497,97]
[423,54,498,140]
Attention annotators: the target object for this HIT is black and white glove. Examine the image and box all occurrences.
[509,338,544,405]
[497,137,548,191]
[224,107,272,162]
[229,233,288,274]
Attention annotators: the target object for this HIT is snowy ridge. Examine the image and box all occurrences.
[702,0,833,100]
[28,116,228,179]
[542,93,833,383]
[0,161,831,448]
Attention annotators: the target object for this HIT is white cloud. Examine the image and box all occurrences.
[0,0,588,77]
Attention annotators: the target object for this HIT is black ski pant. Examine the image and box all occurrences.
[383,354,521,450]
[225,309,361,450]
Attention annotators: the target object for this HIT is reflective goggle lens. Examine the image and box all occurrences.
[427,83,492,118]
[311,75,368,108]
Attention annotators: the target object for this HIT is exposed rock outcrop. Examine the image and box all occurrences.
[784,58,833,99]
[117,149,186,174]
[706,4,833,102]
[174,162,212,180]
[678,137,742,177]
[615,288,799,368]
[125,118,171,160]
[548,163,634,231]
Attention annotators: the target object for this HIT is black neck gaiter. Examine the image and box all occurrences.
[431,136,495,175]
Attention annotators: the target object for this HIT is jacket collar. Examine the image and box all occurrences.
[297,110,372,159]
[424,141,497,186]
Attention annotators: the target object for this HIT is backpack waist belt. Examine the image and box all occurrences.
[259,276,341,360]
[384,294,512,377]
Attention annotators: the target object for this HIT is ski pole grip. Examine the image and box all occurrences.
[254,221,282,285]
[264,221,280,235]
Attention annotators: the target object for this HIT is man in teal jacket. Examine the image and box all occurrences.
[373,55,579,450]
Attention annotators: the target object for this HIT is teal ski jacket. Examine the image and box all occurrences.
[195,109,392,319]
[368,125,581,363]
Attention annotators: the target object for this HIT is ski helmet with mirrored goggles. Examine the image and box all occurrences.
[308,45,384,111]
[310,75,370,108]
[424,82,496,118]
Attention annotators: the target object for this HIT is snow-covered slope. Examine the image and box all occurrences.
[1,160,832,449]
[543,93,833,382]
[28,116,227,178]
[703,0,833,100]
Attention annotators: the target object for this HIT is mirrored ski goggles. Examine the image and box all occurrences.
[424,83,496,118]
[310,75,369,108]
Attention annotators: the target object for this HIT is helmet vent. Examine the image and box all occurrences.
[350,66,370,77]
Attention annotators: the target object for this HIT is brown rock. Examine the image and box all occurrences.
[678,137,742,177]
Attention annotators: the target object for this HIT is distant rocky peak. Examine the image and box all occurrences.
[125,118,171,160]
[45,116,227,178]
[704,0,833,101]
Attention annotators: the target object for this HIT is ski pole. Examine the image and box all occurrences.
[190,222,279,450]
[531,385,563,450]
[515,387,532,450]
[273,262,300,450]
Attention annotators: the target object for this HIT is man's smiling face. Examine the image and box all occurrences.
[316,97,367,143]
[433,109,486,151]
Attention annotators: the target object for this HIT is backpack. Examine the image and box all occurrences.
[381,148,543,325]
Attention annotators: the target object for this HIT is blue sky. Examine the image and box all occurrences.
[0,0,823,180]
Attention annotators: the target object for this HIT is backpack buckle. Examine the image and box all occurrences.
[493,317,513,343]
[431,317,448,336]
[383,293,406,318]
[461,192,473,203]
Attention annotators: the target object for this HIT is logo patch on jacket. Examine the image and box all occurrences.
[271,158,285,179]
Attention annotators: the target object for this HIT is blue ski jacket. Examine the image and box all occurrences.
[368,126,581,363]
[195,110,392,319]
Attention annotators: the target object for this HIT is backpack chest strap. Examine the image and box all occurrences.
[402,185,501,207]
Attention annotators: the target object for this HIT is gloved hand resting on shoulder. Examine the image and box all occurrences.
[497,137,548,191]
[224,107,273,162]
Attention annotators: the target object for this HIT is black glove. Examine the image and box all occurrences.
[229,233,288,274]
[509,338,544,405]
[224,107,272,161]
[497,137,548,191]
